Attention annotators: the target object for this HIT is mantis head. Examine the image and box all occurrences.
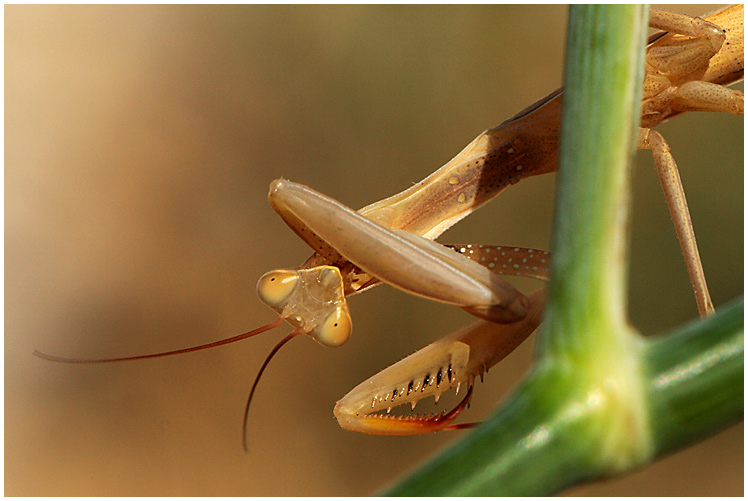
[256,265,352,347]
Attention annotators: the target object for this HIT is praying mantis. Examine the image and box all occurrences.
[34,5,743,446]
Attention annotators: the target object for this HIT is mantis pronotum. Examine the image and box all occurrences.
[34,5,744,446]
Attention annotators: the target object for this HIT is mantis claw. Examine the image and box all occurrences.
[337,386,476,436]
[334,289,545,435]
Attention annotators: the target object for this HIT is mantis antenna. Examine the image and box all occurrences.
[242,327,304,452]
[32,316,307,452]
[31,316,285,363]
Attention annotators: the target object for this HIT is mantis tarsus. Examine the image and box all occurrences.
[34,5,744,447]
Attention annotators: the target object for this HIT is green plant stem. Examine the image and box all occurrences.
[384,5,742,496]
[534,3,653,474]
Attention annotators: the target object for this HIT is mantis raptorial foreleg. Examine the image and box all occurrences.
[334,255,549,435]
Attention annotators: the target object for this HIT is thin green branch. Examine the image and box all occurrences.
[539,4,647,352]
[646,296,744,455]
[535,3,652,473]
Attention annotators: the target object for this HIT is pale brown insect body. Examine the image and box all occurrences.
[35,6,743,440]
[263,5,743,435]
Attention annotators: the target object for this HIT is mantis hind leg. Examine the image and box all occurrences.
[638,128,715,317]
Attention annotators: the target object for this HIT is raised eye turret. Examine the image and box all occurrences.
[256,270,299,309]
[312,305,352,347]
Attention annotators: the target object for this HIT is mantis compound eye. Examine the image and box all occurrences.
[256,270,299,308]
[313,305,352,347]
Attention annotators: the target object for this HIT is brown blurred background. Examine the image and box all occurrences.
[6,5,742,496]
